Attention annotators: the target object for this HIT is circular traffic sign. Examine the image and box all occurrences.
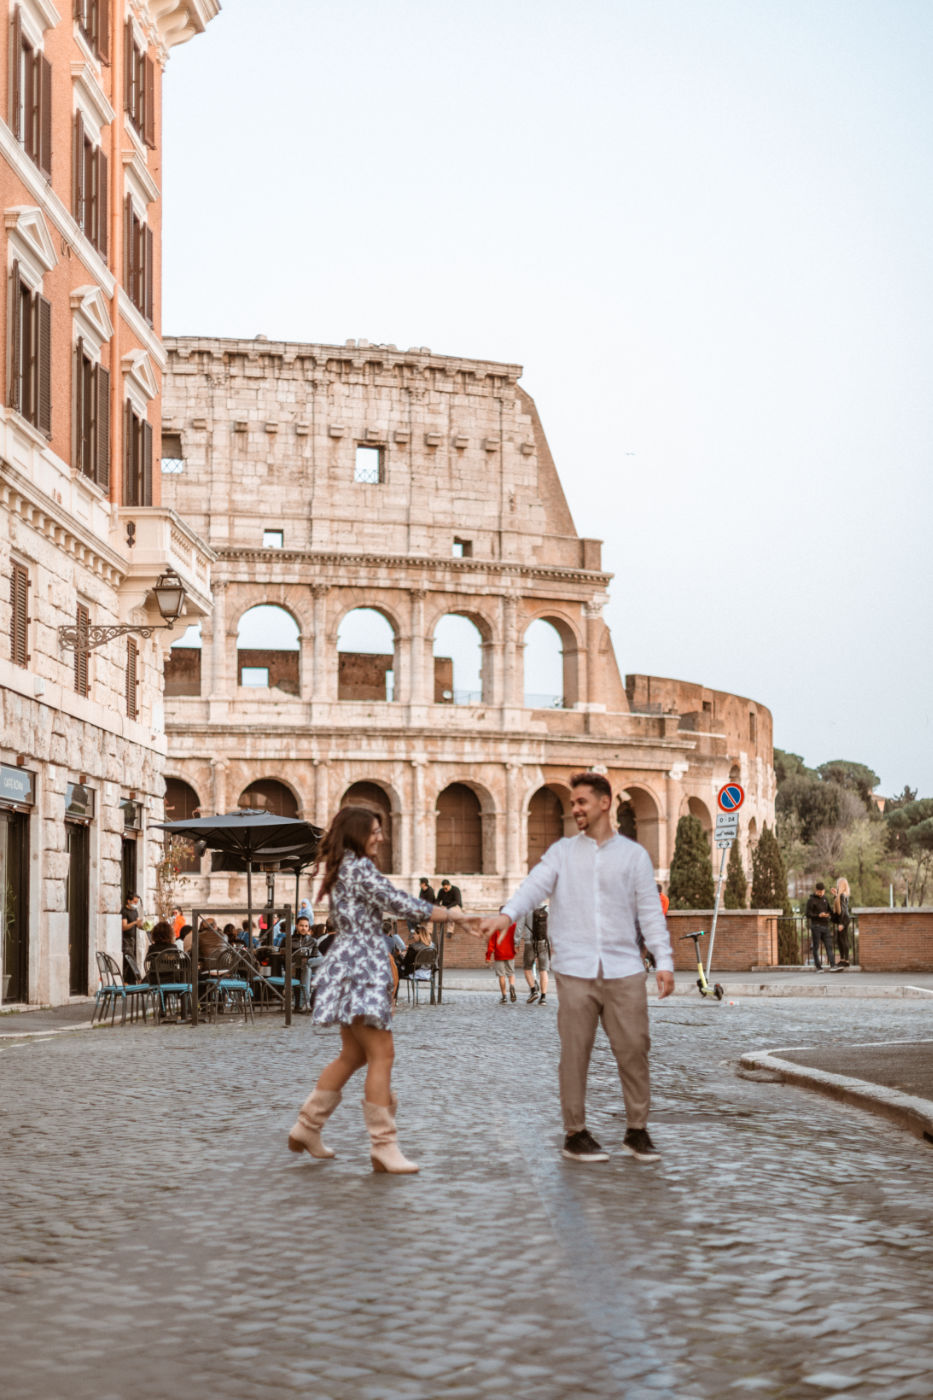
[717,783,745,812]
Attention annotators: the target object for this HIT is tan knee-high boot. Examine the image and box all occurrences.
[288,1087,342,1159]
[362,1095,419,1174]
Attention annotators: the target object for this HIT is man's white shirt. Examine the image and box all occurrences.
[501,832,673,978]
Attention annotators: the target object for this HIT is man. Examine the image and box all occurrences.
[480,772,674,1164]
[418,877,436,905]
[806,881,835,970]
[519,906,551,1004]
[485,921,519,1003]
[294,915,323,1013]
[121,893,143,981]
[436,878,462,940]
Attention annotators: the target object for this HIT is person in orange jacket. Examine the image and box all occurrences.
[486,921,518,1003]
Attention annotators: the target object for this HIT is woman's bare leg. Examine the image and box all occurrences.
[347,1021,395,1105]
[316,1025,368,1093]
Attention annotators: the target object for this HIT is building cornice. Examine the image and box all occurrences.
[0,457,128,586]
[166,334,524,384]
[211,547,613,589]
[141,0,221,59]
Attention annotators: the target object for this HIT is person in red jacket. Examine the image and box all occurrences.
[486,921,518,1003]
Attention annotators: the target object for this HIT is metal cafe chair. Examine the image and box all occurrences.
[200,947,254,1024]
[93,951,153,1026]
[145,948,193,1022]
[408,947,439,1006]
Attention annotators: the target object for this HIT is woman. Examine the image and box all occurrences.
[833,878,851,967]
[147,919,176,951]
[288,807,473,1173]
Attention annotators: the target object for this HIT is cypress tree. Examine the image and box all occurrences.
[751,824,796,962]
[668,815,715,909]
[723,839,747,909]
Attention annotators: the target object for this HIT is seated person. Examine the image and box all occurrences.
[316,918,338,959]
[147,920,177,953]
[176,923,192,949]
[383,918,407,963]
[222,923,238,942]
[399,924,435,979]
[183,918,228,962]
[293,915,323,1012]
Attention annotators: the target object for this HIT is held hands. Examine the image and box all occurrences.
[478,913,511,940]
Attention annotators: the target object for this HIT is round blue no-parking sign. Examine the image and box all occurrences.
[717,783,745,812]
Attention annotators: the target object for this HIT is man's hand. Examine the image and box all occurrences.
[479,913,511,938]
[656,970,675,999]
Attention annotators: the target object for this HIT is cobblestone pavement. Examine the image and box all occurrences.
[1,992,932,1400]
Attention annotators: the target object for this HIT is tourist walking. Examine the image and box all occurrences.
[486,920,519,1003]
[479,772,674,1164]
[288,806,475,1173]
[806,881,836,970]
[832,878,851,967]
[520,906,551,1004]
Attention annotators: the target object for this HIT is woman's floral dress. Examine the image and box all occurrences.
[311,853,434,1030]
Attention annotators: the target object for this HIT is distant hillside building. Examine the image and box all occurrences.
[159,334,774,912]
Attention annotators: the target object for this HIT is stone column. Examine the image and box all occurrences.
[502,592,524,709]
[410,758,426,876]
[313,758,330,827]
[210,758,227,819]
[583,598,606,708]
[298,627,314,699]
[505,761,522,880]
[209,581,228,697]
[311,585,333,702]
[664,763,688,873]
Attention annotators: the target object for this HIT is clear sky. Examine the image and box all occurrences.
[163,0,933,796]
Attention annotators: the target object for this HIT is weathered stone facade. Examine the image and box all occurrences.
[0,1,218,1006]
[160,335,775,915]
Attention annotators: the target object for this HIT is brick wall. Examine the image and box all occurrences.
[853,909,933,972]
[391,911,783,971]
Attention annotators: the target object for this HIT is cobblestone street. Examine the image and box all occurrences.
[2,990,932,1400]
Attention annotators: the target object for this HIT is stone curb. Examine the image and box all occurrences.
[739,1048,933,1143]
[441,978,933,999]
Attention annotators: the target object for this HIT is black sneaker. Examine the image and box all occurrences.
[499,994,508,1004]
[622,1128,661,1163]
[527,985,539,1003]
[538,993,547,1005]
[562,1129,609,1162]
[509,986,517,1002]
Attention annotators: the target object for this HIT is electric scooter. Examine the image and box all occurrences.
[681,930,724,1000]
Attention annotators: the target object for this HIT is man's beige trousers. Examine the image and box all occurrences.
[554,971,651,1132]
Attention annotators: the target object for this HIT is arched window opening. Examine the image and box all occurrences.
[616,786,661,867]
[341,781,395,873]
[523,619,565,709]
[164,621,202,697]
[163,777,202,872]
[238,779,299,818]
[687,797,712,847]
[527,786,565,870]
[237,605,300,694]
[433,614,483,705]
[338,608,397,702]
[435,783,483,874]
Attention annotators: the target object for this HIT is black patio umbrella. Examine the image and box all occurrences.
[154,809,322,948]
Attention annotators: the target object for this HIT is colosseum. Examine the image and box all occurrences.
[159,334,775,924]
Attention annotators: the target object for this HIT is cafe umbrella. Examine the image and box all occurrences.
[153,809,323,1025]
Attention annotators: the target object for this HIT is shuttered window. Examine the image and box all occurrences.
[74,604,90,697]
[9,262,52,438]
[125,638,138,718]
[122,400,153,505]
[10,9,52,177]
[74,340,111,490]
[75,0,111,62]
[123,196,153,323]
[124,20,155,147]
[10,563,30,669]
[72,112,108,257]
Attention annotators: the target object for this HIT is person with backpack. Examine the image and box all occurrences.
[520,905,551,1004]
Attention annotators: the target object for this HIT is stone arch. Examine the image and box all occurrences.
[340,780,397,873]
[432,611,489,704]
[336,606,399,702]
[238,777,300,818]
[229,587,312,640]
[523,610,583,708]
[164,621,202,697]
[236,604,300,694]
[616,784,661,867]
[687,796,713,846]
[163,776,202,872]
[523,618,565,709]
[526,784,569,870]
[435,781,493,875]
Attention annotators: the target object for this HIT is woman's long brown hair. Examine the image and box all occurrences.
[315,806,380,902]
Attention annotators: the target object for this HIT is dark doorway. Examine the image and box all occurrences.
[342,782,394,873]
[67,822,91,995]
[121,836,137,907]
[0,811,29,1003]
[435,784,483,874]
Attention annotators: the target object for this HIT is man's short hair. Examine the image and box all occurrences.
[815,882,826,891]
[441,878,451,886]
[570,771,612,801]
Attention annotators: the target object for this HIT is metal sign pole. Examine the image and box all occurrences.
[706,845,729,982]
